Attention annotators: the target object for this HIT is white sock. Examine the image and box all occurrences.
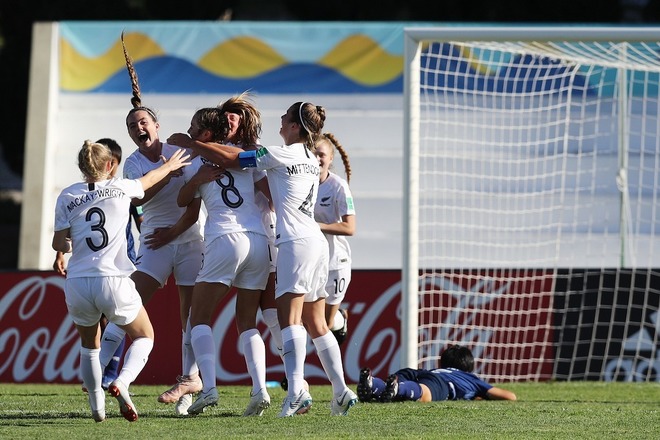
[99,322,126,371]
[240,328,266,394]
[262,308,283,353]
[191,324,216,393]
[313,332,348,398]
[182,316,199,377]
[330,309,345,331]
[281,325,308,397]
[117,337,154,387]
[80,347,104,412]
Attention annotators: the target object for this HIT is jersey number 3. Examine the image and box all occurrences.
[85,207,109,251]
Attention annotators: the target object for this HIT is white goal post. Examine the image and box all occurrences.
[403,27,660,382]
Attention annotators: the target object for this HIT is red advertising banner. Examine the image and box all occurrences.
[0,270,555,385]
[0,271,404,385]
[417,270,555,379]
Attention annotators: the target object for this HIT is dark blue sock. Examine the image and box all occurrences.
[397,380,423,401]
[372,377,386,399]
[103,337,125,384]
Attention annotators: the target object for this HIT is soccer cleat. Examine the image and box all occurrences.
[108,380,138,422]
[330,388,358,416]
[175,393,193,416]
[158,374,203,404]
[278,389,313,417]
[187,388,219,415]
[331,308,349,346]
[357,367,375,402]
[381,374,399,403]
[243,388,271,416]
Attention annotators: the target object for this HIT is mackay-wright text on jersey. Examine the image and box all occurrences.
[66,188,127,212]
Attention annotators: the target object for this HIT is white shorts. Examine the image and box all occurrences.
[275,236,329,301]
[135,239,203,287]
[267,239,278,273]
[196,231,270,290]
[324,266,352,306]
[65,276,142,327]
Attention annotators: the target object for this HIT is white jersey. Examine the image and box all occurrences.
[54,178,144,278]
[123,142,202,244]
[183,155,266,243]
[252,143,322,245]
[314,172,355,270]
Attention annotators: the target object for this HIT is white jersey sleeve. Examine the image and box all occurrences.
[314,172,354,270]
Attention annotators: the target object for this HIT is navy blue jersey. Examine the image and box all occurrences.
[395,367,493,401]
[430,368,493,400]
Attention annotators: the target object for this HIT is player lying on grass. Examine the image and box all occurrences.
[357,345,517,403]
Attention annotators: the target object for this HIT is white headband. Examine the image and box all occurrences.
[299,102,310,134]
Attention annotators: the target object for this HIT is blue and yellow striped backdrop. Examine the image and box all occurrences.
[59,21,429,94]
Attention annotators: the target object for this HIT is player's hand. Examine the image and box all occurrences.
[160,148,191,177]
[167,133,192,148]
[194,163,225,184]
[53,252,67,276]
[143,227,174,250]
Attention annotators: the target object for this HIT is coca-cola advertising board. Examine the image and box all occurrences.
[0,271,405,385]
[0,270,558,385]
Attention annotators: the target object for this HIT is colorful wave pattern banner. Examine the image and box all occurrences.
[60,21,426,94]
[61,22,658,96]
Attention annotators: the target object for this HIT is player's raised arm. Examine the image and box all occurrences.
[167,133,243,168]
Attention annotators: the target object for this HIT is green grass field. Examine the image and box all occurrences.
[0,382,658,439]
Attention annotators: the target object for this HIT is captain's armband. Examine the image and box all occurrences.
[238,150,257,168]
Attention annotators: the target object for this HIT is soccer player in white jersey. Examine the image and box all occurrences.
[97,40,205,415]
[175,104,272,417]
[314,133,356,346]
[53,138,135,392]
[168,101,358,417]
[52,140,191,423]
[98,104,204,417]
[216,95,284,416]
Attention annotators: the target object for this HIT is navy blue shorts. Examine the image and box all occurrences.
[395,368,449,401]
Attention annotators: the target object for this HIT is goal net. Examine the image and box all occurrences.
[403,27,660,382]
